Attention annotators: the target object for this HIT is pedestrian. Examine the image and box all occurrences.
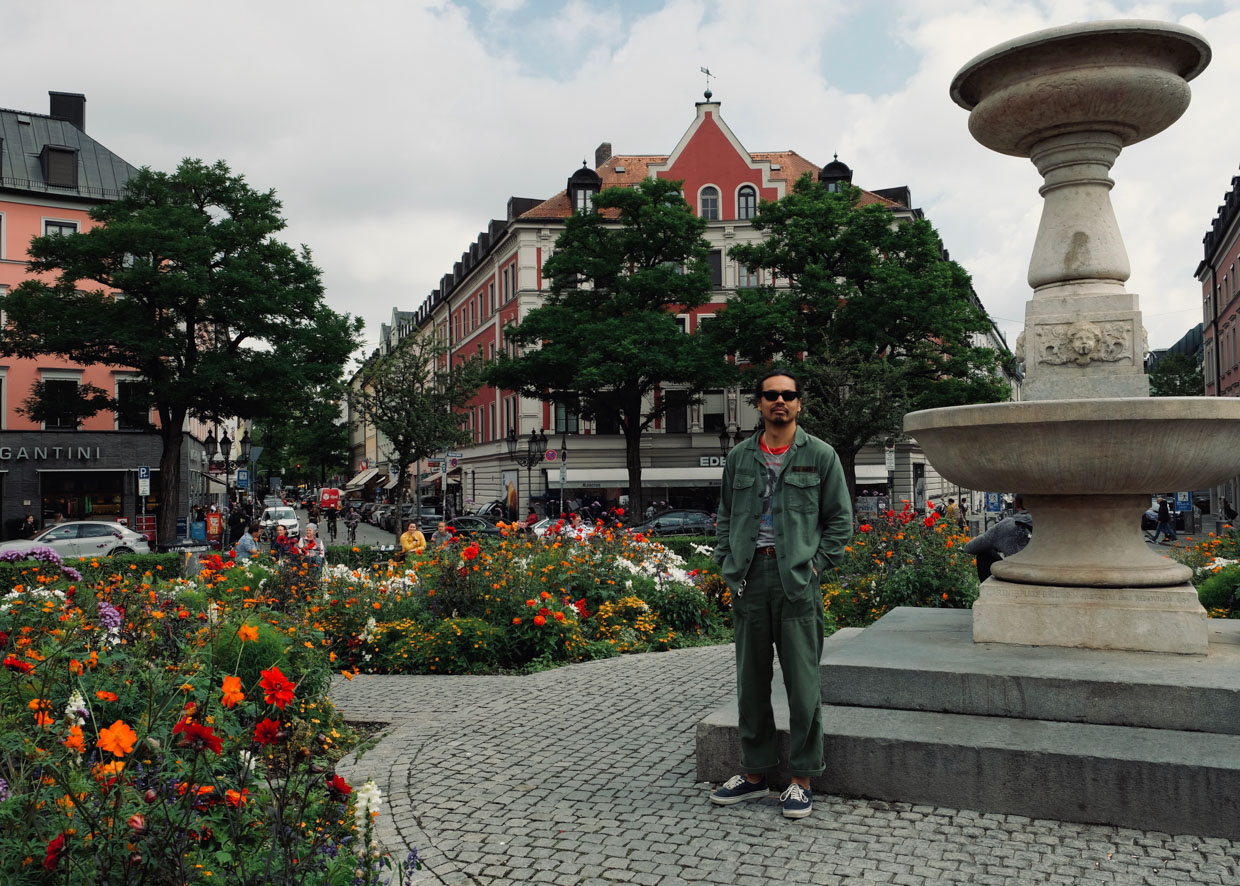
[1225,499,1238,522]
[269,524,294,560]
[525,508,539,533]
[234,522,263,559]
[1151,496,1178,545]
[943,497,963,530]
[300,525,326,570]
[431,521,453,546]
[963,494,1032,581]
[709,369,852,820]
[398,521,427,561]
[18,514,38,539]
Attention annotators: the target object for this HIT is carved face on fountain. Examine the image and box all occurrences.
[1067,320,1102,364]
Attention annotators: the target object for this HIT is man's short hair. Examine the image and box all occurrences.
[248,522,261,534]
[752,368,803,403]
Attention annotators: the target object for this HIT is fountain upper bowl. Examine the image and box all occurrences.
[904,398,1240,494]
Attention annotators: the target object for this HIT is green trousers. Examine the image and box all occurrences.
[733,553,825,778]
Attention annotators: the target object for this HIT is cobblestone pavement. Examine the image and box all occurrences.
[331,646,1240,885]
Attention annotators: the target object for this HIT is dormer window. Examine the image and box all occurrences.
[819,154,853,193]
[567,162,603,215]
[700,186,720,220]
[39,145,78,189]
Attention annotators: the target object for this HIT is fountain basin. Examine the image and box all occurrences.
[950,20,1210,157]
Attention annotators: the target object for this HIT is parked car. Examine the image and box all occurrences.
[259,507,300,540]
[631,509,716,538]
[263,496,283,510]
[371,505,393,529]
[418,508,445,532]
[0,520,151,559]
[443,515,503,539]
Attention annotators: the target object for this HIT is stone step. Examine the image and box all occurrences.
[696,695,1240,839]
[820,608,1240,734]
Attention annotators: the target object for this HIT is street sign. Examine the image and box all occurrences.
[545,449,558,461]
[448,457,460,469]
[1175,491,1192,513]
[236,468,250,490]
[986,492,1002,513]
[446,451,463,458]
[137,465,150,497]
[884,449,895,471]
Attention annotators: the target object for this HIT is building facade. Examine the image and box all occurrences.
[0,92,212,540]
[351,98,1014,518]
[1197,164,1240,515]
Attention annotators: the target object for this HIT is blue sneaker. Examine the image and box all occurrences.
[710,774,771,805]
[779,783,813,819]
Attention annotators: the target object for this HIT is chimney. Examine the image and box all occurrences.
[595,142,613,167]
[49,92,86,131]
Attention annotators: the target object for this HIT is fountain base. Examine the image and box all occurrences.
[974,578,1207,654]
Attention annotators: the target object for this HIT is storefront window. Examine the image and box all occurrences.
[41,470,158,523]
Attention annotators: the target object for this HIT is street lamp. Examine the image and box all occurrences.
[205,427,252,546]
[506,427,547,520]
[718,426,743,456]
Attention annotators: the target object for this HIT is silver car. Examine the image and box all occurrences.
[259,507,301,540]
[0,520,152,559]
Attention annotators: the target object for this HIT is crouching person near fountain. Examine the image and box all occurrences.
[963,495,1033,581]
[709,370,853,819]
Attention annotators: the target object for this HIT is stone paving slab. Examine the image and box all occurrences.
[330,646,1240,885]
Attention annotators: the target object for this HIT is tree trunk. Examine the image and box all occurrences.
[622,408,645,522]
[837,446,860,510]
[157,408,186,546]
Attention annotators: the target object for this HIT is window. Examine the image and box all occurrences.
[574,189,593,213]
[703,390,726,433]
[490,403,496,440]
[471,301,477,330]
[737,262,758,288]
[0,212,5,260]
[708,250,723,289]
[43,378,81,430]
[40,146,78,189]
[737,186,757,220]
[502,266,510,302]
[663,390,689,434]
[699,186,720,221]
[44,220,78,238]
[554,401,579,434]
[116,379,150,431]
[674,315,689,334]
[489,282,495,314]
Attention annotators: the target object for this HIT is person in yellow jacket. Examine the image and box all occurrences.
[399,521,427,560]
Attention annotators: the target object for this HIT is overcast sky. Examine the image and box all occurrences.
[7,0,1239,364]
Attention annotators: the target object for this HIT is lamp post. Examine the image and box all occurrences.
[205,427,252,546]
[558,431,568,518]
[506,427,547,521]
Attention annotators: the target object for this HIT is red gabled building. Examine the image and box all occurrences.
[352,97,1008,518]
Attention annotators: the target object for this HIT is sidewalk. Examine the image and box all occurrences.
[330,647,1240,885]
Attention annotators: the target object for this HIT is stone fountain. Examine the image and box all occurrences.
[697,20,1240,839]
[905,19,1240,655]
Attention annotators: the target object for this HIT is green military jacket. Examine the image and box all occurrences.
[714,425,853,599]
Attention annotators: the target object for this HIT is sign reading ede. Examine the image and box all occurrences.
[699,455,726,467]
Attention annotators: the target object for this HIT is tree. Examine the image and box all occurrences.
[250,384,350,489]
[1148,352,1203,396]
[347,335,484,540]
[0,159,363,542]
[485,178,730,519]
[706,175,1010,497]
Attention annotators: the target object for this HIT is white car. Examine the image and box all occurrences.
[0,521,151,559]
[259,507,301,540]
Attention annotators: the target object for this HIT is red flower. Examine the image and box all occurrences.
[259,666,296,710]
[173,718,223,755]
[572,599,589,618]
[923,515,937,528]
[461,542,480,561]
[325,774,352,797]
[44,833,67,871]
[859,523,872,533]
[553,611,565,622]
[533,615,546,627]
[3,655,33,674]
[253,718,281,746]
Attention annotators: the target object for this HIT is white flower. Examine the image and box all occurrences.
[359,617,378,643]
[207,601,220,625]
[64,690,88,727]
[354,779,383,850]
[238,750,256,773]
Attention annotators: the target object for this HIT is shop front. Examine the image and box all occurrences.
[0,431,198,542]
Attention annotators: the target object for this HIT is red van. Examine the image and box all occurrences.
[319,488,341,511]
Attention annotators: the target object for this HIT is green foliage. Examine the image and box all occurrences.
[1149,352,1203,396]
[706,176,1011,495]
[486,177,731,517]
[0,158,363,540]
[1197,565,1240,614]
[382,617,505,673]
[642,580,717,636]
[0,552,181,588]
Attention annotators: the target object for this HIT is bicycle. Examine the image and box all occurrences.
[326,512,339,543]
[345,520,358,546]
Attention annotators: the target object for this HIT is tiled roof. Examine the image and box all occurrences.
[519,150,903,221]
[0,106,138,202]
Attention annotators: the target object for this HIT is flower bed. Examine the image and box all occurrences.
[1169,528,1240,618]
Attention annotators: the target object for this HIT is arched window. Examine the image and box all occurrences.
[699,186,720,221]
[737,186,757,220]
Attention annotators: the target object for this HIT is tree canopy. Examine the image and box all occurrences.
[347,335,483,538]
[704,176,1011,495]
[1148,352,1203,397]
[0,159,363,541]
[485,177,730,517]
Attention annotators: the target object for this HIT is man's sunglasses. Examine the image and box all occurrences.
[760,390,799,402]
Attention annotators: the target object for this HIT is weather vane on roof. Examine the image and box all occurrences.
[700,66,714,100]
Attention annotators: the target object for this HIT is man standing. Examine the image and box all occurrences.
[710,370,852,819]
[1151,496,1178,545]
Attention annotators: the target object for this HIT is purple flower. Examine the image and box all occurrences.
[98,601,122,631]
[62,567,82,581]
[0,777,8,801]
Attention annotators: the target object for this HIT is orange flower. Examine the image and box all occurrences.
[95,690,118,702]
[553,611,565,622]
[533,615,546,627]
[64,725,85,753]
[512,617,522,625]
[220,675,245,709]
[236,624,259,643]
[97,720,137,758]
[69,659,84,676]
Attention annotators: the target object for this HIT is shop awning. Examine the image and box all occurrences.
[551,466,724,489]
[343,467,379,490]
[381,475,402,490]
[855,465,889,483]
